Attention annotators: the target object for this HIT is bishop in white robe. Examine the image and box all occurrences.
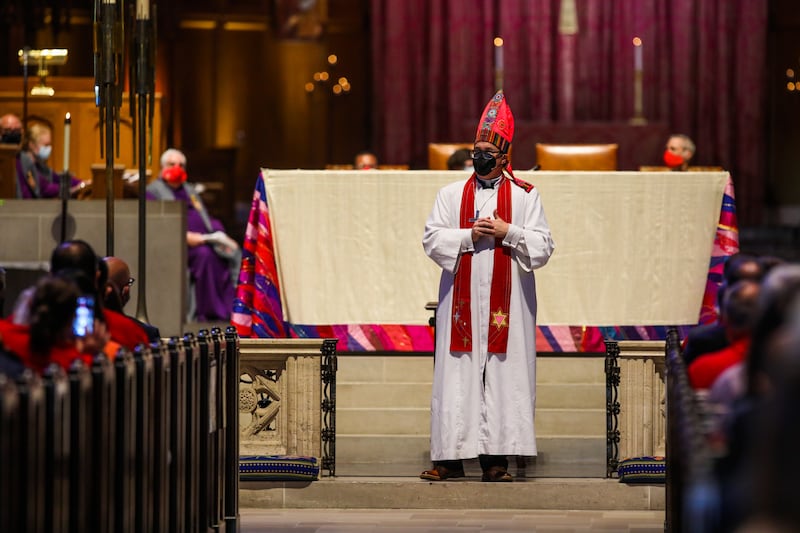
[421,91,554,482]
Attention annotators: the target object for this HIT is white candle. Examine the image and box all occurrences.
[136,0,149,19]
[633,37,643,72]
[494,37,504,71]
[63,112,71,172]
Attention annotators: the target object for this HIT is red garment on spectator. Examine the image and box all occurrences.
[687,337,751,390]
[103,309,150,350]
[0,319,91,374]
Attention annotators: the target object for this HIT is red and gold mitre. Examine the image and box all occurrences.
[475,90,514,153]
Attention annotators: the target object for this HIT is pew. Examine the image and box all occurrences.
[167,337,187,533]
[133,345,156,533]
[43,365,70,533]
[664,328,716,532]
[67,361,92,533]
[0,329,241,533]
[0,374,22,533]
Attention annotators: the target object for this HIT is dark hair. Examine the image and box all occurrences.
[50,240,98,281]
[721,279,760,332]
[447,148,472,170]
[717,253,764,310]
[28,275,79,358]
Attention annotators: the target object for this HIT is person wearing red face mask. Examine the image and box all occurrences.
[146,148,239,322]
[663,133,695,171]
[354,150,378,170]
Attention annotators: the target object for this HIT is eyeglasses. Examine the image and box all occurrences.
[470,149,503,160]
[126,277,135,287]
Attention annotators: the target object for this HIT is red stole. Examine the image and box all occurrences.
[450,176,512,353]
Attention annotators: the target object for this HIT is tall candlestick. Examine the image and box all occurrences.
[494,37,504,91]
[633,37,643,72]
[63,112,71,171]
[136,0,149,19]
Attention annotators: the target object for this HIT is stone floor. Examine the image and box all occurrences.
[239,508,666,532]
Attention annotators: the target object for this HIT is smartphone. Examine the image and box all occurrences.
[72,295,95,337]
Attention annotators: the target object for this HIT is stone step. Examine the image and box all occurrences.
[334,436,606,478]
[240,477,664,511]
[336,406,606,437]
[336,382,605,409]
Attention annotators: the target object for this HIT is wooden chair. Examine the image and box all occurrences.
[535,143,618,171]
[428,143,473,170]
[0,144,18,198]
[639,165,724,172]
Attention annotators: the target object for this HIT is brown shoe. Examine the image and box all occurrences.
[481,465,513,482]
[419,464,465,481]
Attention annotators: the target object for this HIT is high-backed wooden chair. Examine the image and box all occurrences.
[535,143,618,171]
[0,144,19,198]
[428,143,472,170]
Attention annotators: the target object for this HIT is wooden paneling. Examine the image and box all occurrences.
[0,77,163,190]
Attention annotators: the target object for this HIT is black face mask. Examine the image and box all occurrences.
[473,155,496,176]
[1,130,21,144]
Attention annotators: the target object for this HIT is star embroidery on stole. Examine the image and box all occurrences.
[491,308,509,330]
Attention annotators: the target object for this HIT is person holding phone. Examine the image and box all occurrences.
[0,275,111,375]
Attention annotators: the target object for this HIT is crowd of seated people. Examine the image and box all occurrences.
[0,240,159,378]
[680,252,800,531]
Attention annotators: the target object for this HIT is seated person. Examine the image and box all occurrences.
[683,252,764,366]
[15,122,83,198]
[663,133,696,171]
[0,274,110,375]
[147,148,239,322]
[354,150,378,170]
[688,279,761,390]
[11,240,149,352]
[446,148,474,172]
[0,113,22,145]
[102,256,161,342]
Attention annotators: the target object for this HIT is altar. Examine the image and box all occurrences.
[232,170,738,352]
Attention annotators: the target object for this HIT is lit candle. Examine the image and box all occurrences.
[494,37,504,71]
[633,37,643,72]
[63,112,71,172]
[136,0,149,19]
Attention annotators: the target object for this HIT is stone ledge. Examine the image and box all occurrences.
[240,477,664,511]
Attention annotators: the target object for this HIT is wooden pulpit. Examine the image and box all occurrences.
[0,144,18,198]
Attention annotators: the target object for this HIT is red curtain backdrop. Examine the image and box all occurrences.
[370,0,767,224]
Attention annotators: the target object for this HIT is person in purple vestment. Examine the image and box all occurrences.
[15,122,85,198]
[146,148,239,322]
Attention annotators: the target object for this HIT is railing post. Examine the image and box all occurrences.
[604,339,620,477]
[321,338,338,477]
